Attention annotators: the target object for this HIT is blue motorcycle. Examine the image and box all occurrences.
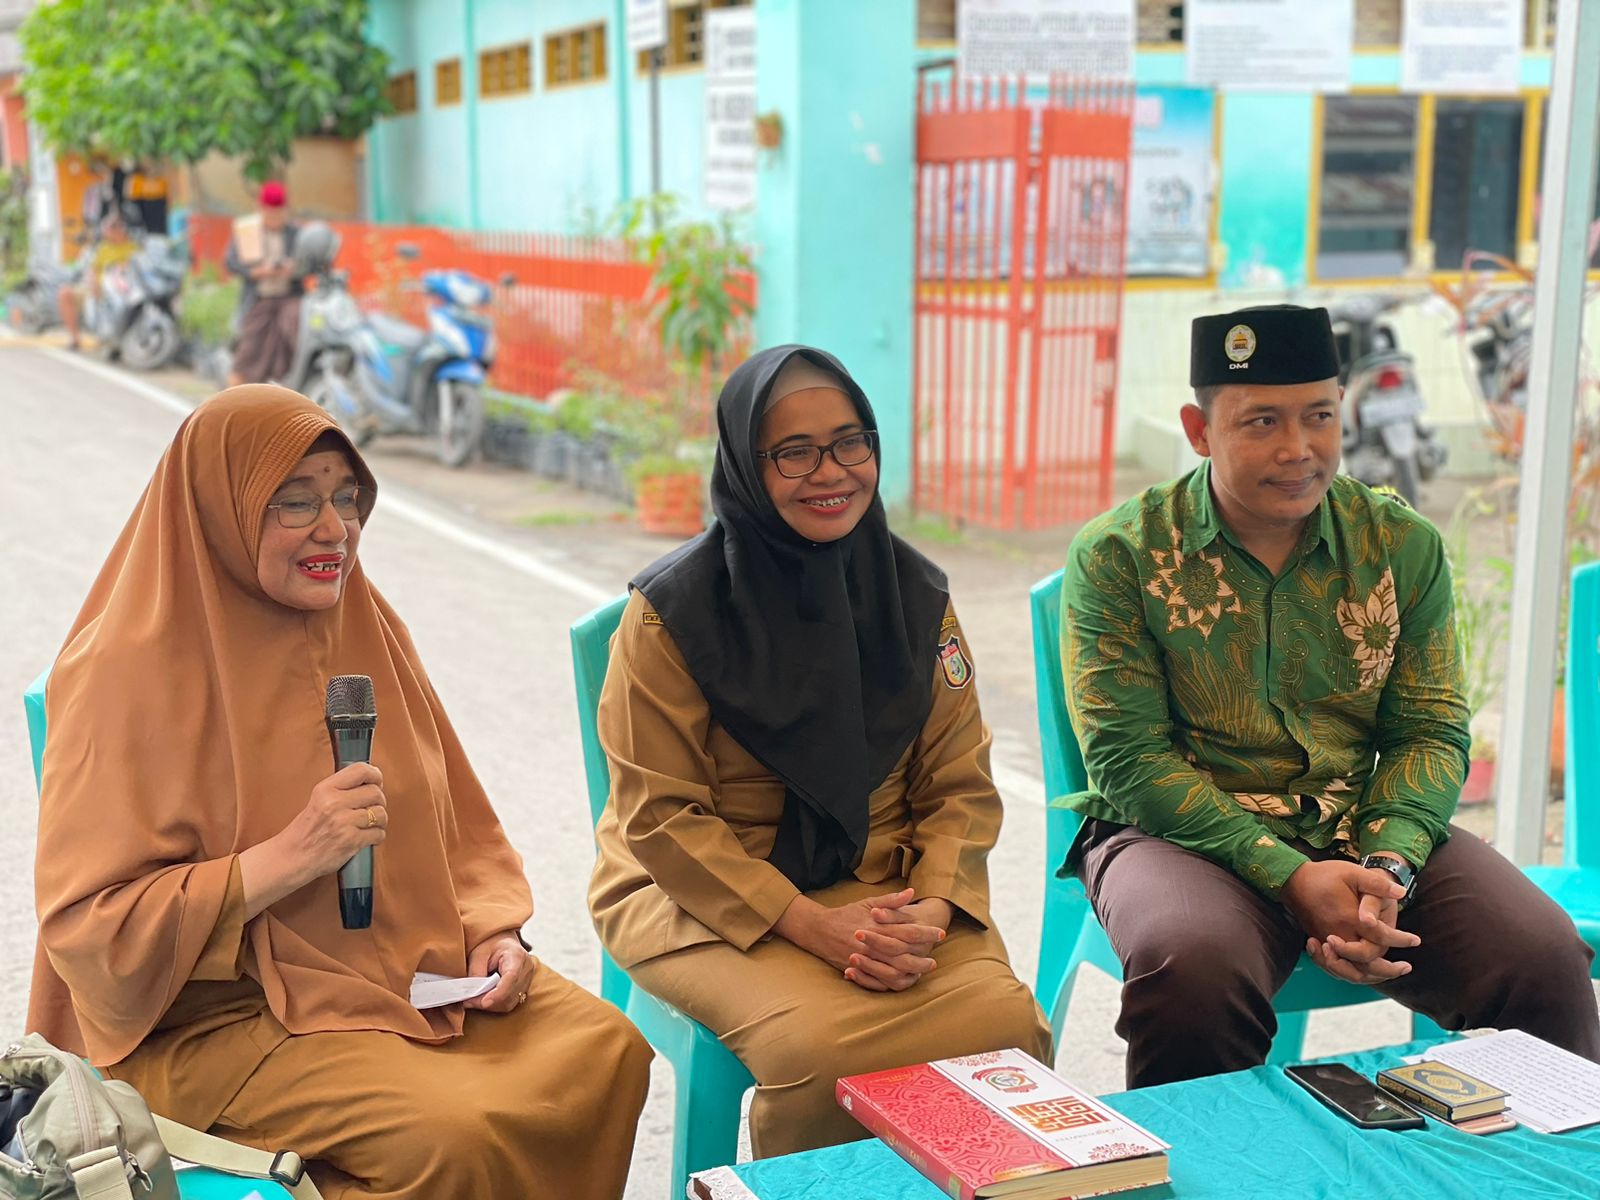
[322,254,504,467]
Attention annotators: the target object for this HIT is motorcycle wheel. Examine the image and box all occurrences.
[120,308,180,371]
[307,369,377,448]
[436,380,484,468]
[6,287,46,335]
[1392,454,1421,508]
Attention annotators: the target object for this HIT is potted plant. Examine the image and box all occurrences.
[572,196,753,536]
[1447,488,1512,804]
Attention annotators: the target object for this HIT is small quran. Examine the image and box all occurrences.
[1377,1061,1508,1123]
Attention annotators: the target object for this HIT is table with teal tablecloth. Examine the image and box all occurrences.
[690,1040,1600,1199]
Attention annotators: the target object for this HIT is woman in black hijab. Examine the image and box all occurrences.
[589,345,1051,1157]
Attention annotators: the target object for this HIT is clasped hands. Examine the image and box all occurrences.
[775,888,952,993]
[1282,857,1418,986]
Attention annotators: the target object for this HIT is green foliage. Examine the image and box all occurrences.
[1447,488,1514,731]
[179,274,241,349]
[606,194,754,371]
[20,0,390,180]
[566,361,715,484]
[0,166,28,293]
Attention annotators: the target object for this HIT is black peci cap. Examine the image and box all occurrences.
[1190,304,1341,388]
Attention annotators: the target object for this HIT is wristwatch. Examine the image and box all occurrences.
[1360,853,1417,906]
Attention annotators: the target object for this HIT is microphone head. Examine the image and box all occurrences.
[325,674,377,730]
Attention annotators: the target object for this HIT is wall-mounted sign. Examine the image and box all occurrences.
[1186,0,1353,92]
[958,0,1134,80]
[1401,0,1522,94]
[704,6,757,212]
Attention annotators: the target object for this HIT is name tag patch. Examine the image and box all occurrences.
[938,635,973,690]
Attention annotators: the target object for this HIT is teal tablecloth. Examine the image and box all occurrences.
[701,1040,1600,1199]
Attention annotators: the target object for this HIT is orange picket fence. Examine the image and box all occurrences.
[187,214,752,401]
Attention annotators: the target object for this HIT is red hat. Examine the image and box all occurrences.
[259,181,287,208]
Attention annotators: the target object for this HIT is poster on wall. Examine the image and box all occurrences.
[704,6,756,212]
[1400,0,1522,94]
[1126,87,1214,277]
[957,0,1134,80]
[1186,0,1352,92]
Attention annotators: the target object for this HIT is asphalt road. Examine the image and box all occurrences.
[5,341,1574,1198]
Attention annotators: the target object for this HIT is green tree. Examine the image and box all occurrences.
[20,0,390,181]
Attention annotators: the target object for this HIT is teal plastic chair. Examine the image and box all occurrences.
[1523,561,1600,970]
[570,597,755,1198]
[25,669,296,1200]
[1030,569,1440,1061]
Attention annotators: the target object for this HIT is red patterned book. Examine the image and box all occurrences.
[836,1049,1169,1200]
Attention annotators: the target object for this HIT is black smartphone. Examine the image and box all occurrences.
[1285,1063,1425,1130]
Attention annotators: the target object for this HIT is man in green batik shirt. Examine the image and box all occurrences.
[1062,304,1598,1088]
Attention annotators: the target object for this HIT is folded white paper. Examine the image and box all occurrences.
[409,971,499,1010]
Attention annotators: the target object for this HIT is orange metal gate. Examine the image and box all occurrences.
[913,75,1133,530]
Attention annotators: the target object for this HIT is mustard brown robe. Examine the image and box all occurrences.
[29,386,650,1200]
[590,591,1052,1158]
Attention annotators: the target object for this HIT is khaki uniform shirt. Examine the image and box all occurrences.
[590,590,1001,969]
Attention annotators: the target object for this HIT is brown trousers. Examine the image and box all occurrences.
[232,294,302,385]
[1076,819,1600,1089]
[629,877,1053,1159]
[168,966,651,1200]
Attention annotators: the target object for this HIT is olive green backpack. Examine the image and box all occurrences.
[1,1035,321,1200]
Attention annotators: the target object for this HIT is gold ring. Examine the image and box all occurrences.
[364,806,377,829]
[517,991,527,1005]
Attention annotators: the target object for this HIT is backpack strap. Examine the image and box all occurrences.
[65,1146,136,1200]
[152,1116,325,1200]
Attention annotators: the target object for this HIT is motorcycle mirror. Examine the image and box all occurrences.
[396,243,420,261]
[500,272,517,288]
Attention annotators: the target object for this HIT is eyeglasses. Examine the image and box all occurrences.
[756,430,878,479]
[265,487,365,529]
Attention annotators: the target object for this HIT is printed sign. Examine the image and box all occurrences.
[1126,87,1214,277]
[1401,0,1522,94]
[704,6,757,212]
[1186,0,1353,92]
[625,0,667,55]
[958,0,1134,80]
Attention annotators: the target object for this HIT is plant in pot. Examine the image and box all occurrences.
[579,360,715,536]
[1447,487,1512,805]
[582,195,753,535]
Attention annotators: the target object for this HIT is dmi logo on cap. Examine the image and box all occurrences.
[1225,324,1256,365]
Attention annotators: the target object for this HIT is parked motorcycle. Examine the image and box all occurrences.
[4,252,84,335]
[271,222,373,444]
[89,234,187,370]
[1329,294,1447,506]
[317,248,505,468]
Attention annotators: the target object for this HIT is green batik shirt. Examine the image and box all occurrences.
[1061,462,1470,899]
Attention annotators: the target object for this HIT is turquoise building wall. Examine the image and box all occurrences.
[363,6,1567,498]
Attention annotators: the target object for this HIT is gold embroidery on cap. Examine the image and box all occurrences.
[1225,324,1256,364]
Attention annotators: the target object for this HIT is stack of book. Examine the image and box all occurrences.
[836,1049,1169,1200]
[1376,1061,1509,1128]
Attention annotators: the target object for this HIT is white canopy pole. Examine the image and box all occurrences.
[1493,0,1600,864]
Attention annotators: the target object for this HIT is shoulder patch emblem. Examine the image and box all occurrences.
[642,610,664,626]
[937,635,973,690]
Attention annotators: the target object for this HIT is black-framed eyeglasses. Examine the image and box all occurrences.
[265,487,365,529]
[756,430,878,479]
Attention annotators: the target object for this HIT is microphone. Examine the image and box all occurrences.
[326,674,378,929]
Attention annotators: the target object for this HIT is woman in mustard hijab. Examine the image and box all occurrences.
[29,386,651,1199]
[590,346,1052,1158]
